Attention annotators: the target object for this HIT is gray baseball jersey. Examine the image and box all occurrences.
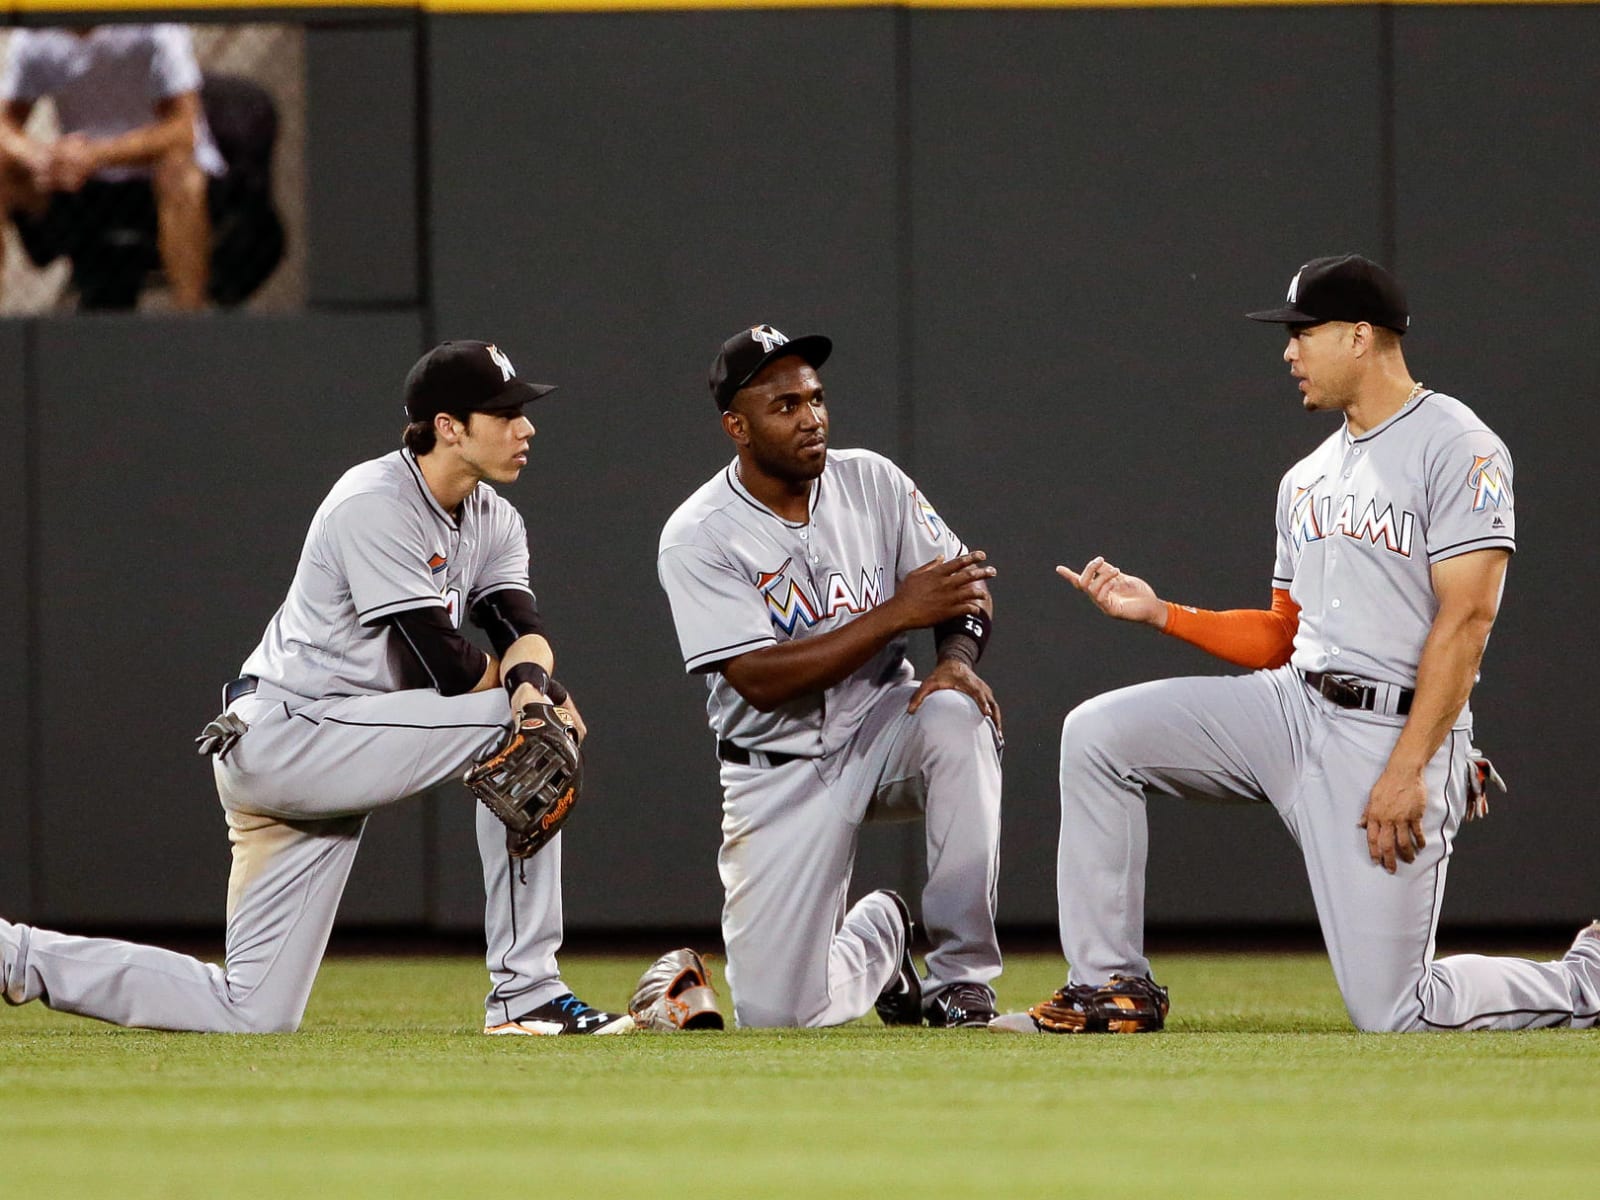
[242,449,533,699]
[658,447,1002,1027]
[1275,389,1516,695]
[1,449,571,1032]
[658,448,967,754]
[1049,390,1598,1032]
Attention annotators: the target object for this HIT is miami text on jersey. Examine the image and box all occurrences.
[1290,485,1416,557]
[757,557,887,635]
[1467,454,1510,511]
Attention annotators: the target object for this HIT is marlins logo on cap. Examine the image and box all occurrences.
[708,323,833,411]
[1246,254,1410,334]
[403,340,558,422]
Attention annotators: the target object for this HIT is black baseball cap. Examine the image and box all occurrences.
[403,340,557,422]
[1246,254,1410,334]
[709,323,833,411]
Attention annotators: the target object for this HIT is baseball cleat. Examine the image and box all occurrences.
[873,890,923,1026]
[484,992,635,1036]
[926,982,999,1029]
[989,975,1170,1035]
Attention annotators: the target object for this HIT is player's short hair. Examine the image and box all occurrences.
[403,420,437,455]
[1370,325,1403,351]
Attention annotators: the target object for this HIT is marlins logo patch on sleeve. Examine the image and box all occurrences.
[911,489,946,541]
[1467,453,1511,512]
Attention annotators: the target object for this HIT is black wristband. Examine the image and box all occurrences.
[546,677,568,705]
[505,661,550,699]
[935,610,992,664]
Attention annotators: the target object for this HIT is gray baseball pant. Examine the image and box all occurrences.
[719,684,1003,1027]
[1056,664,1600,1031]
[1,683,569,1032]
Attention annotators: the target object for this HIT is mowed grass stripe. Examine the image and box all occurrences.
[4,951,1596,1200]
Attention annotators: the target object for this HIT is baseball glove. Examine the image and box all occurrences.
[1027,974,1169,1034]
[464,701,583,859]
[629,948,725,1031]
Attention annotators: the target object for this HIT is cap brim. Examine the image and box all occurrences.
[734,333,833,393]
[1245,306,1317,325]
[478,378,558,413]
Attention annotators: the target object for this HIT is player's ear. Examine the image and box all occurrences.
[434,412,462,445]
[721,409,749,446]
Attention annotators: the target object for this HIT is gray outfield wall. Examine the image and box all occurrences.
[0,5,1595,935]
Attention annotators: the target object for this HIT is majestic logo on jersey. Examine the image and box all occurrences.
[751,324,788,354]
[485,343,515,383]
[756,556,886,635]
[1467,453,1510,512]
[910,489,946,542]
[1289,482,1416,558]
[428,553,448,577]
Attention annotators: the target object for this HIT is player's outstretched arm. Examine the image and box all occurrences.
[722,551,996,712]
[1058,556,1299,671]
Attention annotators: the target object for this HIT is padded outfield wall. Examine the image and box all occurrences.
[0,1,1595,935]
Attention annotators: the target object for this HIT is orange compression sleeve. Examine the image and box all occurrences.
[1160,588,1299,670]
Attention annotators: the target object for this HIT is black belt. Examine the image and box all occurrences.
[1301,670,1413,716]
[223,675,260,707]
[718,739,801,768]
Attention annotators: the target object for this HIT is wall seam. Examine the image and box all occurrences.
[414,8,440,925]
[894,4,914,474]
[893,5,922,894]
[1379,3,1398,269]
[22,319,40,918]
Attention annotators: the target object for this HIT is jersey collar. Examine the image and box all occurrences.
[1344,388,1433,446]
[401,448,467,528]
[723,457,823,528]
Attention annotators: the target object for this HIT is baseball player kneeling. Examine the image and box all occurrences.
[1,341,630,1035]
[657,324,1004,1030]
[993,255,1600,1035]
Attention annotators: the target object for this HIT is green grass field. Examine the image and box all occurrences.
[4,948,1597,1199]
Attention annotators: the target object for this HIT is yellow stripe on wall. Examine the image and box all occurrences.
[9,0,1594,14]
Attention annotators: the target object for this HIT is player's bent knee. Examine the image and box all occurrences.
[730,998,809,1029]
[1060,691,1136,767]
[1345,990,1425,1034]
[233,1008,303,1034]
[228,995,307,1034]
[912,688,987,738]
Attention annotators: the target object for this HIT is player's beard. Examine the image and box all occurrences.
[748,432,826,486]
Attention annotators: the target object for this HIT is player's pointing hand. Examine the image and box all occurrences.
[1056,556,1166,626]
